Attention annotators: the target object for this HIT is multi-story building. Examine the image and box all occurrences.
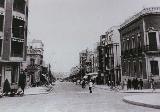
[105,26,121,85]
[79,49,87,78]
[24,39,44,86]
[119,7,160,88]
[0,0,28,92]
[97,35,106,84]
[92,43,99,73]
[79,49,93,79]
[98,28,121,85]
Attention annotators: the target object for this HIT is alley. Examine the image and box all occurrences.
[0,82,159,112]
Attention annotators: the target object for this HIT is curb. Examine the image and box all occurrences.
[120,91,160,93]
[123,97,160,109]
[24,86,54,96]
[24,92,49,96]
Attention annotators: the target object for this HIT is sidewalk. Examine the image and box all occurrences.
[95,84,160,93]
[123,94,160,109]
[24,86,53,95]
[95,85,160,109]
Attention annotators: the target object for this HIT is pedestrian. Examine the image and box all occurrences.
[132,78,136,90]
[121,81,124,90]
[124,79,127,90]
[3,79,11,96]
[127,79,131,90]
[108,81,111,86]
[135,78,139,90]
[82,80,86,88]
[18,70,26,93]
[151,79,156,92]
[89,80,93,93]
[138,79,143,90]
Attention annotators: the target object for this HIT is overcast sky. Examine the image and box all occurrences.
[28,0,160,73]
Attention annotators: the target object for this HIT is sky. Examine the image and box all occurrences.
[28,0,160,73]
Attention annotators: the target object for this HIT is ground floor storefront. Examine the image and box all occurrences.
[121,54,160,88]
[0,62,20,92]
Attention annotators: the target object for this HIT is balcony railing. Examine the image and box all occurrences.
[121,45,160,57]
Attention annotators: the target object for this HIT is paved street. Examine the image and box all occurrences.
[0,82,159,112]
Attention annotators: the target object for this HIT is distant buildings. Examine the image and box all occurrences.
[23,39,44,86]
[79,49,94,77]
[0,0,28,92]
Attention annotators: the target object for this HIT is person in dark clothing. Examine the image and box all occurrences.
[18,71,26,93]
[127,79,131,90]
[132,78,136,90]
[139,79,143,90]
[82,80,86,88]
[135,78,139,90]
[3,79,11,96]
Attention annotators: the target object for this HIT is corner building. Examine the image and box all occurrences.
[0,0,28,92]
[119,7,160,88]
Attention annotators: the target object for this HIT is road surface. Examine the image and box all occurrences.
[0,81,159,112]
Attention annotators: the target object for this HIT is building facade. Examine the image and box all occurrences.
[119,7,160,88]
[79,49,94,79]
[0,0,28,92]
[24,39,44,86]
[97,27,121,85]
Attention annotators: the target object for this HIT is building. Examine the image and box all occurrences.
[97,28,121,85]
[92,43,99,73]
[79,49,94,79]
[24,39,44,86]
[119,7,160,88]
[105,26,121,85]
[97,35,106,84]
[0,0,28,92]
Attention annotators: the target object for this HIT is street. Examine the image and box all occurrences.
[0,82,159,112]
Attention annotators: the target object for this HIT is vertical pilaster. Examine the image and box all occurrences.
[2,0,13,60]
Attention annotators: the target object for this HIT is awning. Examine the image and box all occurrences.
[83,72,98,79]
[91,75,97,79]
[86,72,98,76]
[83,76,88,79]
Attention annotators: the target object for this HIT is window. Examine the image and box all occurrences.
[134,61,137,76]
[150,61,159,75]
[30,58,35,65]
[11,65,18,83]
[0,39,2,56]
[0,65,2,87]
[12,18,25,39]
[132,38,135,49]
[0,15,4,31]
[148,32,157,51]
[13,0,25,14]
[138,34,142,48]
[0,0,4,8]
[11,41,23,57]
[139,61,143,77]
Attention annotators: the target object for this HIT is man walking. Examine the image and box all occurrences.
[139,79,143,90]
[18,70,26,93]
[89,80,93,93]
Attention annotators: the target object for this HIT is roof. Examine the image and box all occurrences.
[120,7,160,29]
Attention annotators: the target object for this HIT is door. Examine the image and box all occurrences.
[5,66,12,84]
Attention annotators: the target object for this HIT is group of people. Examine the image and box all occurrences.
[2,70,26,97]
[123,78,144,90]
